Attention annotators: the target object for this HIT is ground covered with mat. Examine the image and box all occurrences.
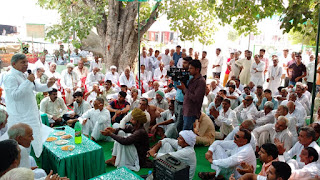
[97,141,262,180]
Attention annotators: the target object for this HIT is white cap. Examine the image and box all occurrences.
[110,65,117,70]
[66,63,74,68]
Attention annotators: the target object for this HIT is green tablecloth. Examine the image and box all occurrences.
[41,126,105,180]
[89,167,143,180]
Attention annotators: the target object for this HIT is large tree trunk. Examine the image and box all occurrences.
[81,0,159,72]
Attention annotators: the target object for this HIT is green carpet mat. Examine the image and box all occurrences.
[96,141,262,180]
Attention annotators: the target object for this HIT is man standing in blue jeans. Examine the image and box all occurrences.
[173,57,192,132]
[288,53,306,86]
[177,60,206,130]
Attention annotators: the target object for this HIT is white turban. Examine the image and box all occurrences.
[179,130,197,147]
[66,63,74,68]
[110,65,117,70]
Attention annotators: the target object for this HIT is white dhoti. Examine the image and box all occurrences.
[112,130,140,171]
[268,79,281,96]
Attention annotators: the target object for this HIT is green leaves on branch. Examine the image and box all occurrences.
[38,0,107,47]
[214,0,284,35]
[164,0,216,45]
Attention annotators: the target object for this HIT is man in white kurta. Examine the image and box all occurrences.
[280,127,320,168]
[236,51,253,85]
[33,54,49,73]
[148,130,197,180]
[253,102,275,127]
[233,95,258,124]
[253,116,293,151]
[211,99,237,139]
[104,66,119,86]
[60,63,81,105]
[8,123,47,179]
[4,53,55,157]
[119,68,136,90]
[267,58,283,96]
[250,55,265,86]
[153,63,167,87]
[160,49,171,67]
[204,129,256,179]
[140,50,153,72]
[288,147,320,179]
[89,56,102,72]
[138,65,152,92]
[85,67,104,90]
[224,120,256,150]
[79,98,111,141]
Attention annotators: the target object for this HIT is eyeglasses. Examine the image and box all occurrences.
[235,134,240,138]
[245,99,251,101]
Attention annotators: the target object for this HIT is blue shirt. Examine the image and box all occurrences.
[258,97,278,110]
[173,52,182,66]
[173,75,193,102]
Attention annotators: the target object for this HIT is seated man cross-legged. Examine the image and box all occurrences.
[148,130,197,180]
[199,129,256,179]
[101,108,152,171]
[68,97,111,141]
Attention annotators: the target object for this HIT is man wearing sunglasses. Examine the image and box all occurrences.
[234,95,258,123]
[200,129,256,179]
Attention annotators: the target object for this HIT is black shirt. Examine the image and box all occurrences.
[288,62,306,82]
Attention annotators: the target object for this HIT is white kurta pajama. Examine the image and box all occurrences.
[60,70,81,105]
[215,108,237,138]
[104,72,119,85]
[209,142,256,179]
[250,61,265,86]
[79,108,111,141]
[4,68,53,157]
[153,68,167,87]
[267,65,282,95]
[283,141,320,168]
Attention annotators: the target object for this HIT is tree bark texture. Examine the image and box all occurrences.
[81,0,159,72]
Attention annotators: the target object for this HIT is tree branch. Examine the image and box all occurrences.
[139,1,161,37]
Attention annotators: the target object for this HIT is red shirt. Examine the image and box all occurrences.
[225,58,231,74]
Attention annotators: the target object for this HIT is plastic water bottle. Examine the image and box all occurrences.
[74,122,82,144]
[146,170,153,180]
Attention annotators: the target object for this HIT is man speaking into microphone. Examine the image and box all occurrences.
[177,60,206,130]
[3,53,56,157]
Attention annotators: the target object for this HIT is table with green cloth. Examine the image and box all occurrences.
[89,167,143,180]
[41,126,105,180]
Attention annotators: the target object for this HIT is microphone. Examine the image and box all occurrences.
[27,69,35,85]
